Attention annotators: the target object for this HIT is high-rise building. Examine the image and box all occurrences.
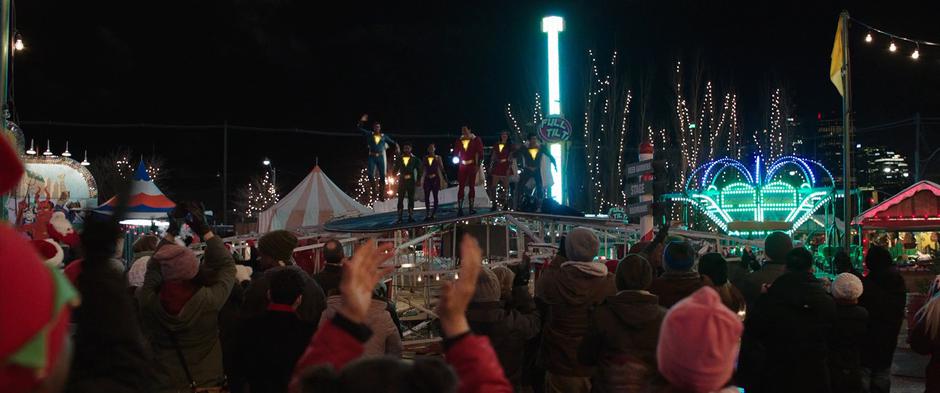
[815,119,850,185]
[856,145,911,189]
[787,117,807,156]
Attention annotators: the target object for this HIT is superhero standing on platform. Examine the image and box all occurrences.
[513,134,556,212]
[488,130,515,211]
[394,142,419,223]
[453,125,484,216]
[357,114,397,201]
[420,143,447,221]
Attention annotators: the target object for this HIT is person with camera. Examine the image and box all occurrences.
[137,202,236,393]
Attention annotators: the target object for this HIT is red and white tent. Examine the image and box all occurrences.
[258,166,370,232]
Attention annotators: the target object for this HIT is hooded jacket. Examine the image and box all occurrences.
[536,260,616,377]
[580,290,667,393]
[466,285,542,386]
[136,236,236,392]
[742,270,836,393]
[319,296,402,357]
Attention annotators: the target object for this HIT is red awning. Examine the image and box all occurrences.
[852,181,940,231]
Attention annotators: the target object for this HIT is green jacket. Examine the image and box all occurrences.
[137,236,236,392]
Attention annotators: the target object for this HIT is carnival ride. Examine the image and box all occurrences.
[321,207,764,351]
[665,155,839,238]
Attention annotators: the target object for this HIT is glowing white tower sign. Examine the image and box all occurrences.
[542,16,565,204]
[542,16,564,116]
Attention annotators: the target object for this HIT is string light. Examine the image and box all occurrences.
[854,17,939,62]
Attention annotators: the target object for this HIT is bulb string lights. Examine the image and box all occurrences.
[852,17,940,61]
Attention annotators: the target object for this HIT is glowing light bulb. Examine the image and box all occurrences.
[454,272,459,279]
[865,32,873,43]
[912,48,920,59]
[13,33,24,51]
[417,275,422,282]
[435,274,440,281]
[452,156,460,164]
[889,42,897,52]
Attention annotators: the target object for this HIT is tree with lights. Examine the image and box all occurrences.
[354,167,379,208]
[233,170,279,221]
[88,147,168,202]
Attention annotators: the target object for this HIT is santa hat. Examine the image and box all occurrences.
[1,136,80,392]
[0,131,24,192]
[30,239,64,269]
[46,211,80,248]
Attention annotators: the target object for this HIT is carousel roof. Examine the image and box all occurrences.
[851,180,940,230]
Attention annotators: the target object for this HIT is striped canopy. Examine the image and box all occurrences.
[96,161,176,220]
[258,166,370,232]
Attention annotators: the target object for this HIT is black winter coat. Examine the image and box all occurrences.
[742,271,837,393]
[858,268,906,370]
[828,302,868,393]
[233,310,316,393]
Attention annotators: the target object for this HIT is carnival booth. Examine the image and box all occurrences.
[852,180,940,262]
[258,166,370,232]
[94,161,176,225]
[853,180,940,293]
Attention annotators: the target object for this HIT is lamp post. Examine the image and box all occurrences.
[263,157,277,192]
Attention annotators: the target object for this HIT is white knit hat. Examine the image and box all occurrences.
[831,273,864,301]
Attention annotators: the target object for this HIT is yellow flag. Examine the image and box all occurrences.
[830,15,845,96]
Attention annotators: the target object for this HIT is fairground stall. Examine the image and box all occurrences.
[851,181,940,293]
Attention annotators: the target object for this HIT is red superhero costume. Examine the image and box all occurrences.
[490,142,513,177]
[453,135,484,214]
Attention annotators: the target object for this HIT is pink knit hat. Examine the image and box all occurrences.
[152,244,199,281]
[657,286,743,392]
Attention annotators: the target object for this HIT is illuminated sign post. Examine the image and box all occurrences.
[542,16,564,204]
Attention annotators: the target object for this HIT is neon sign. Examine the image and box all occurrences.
[667,156,835,236]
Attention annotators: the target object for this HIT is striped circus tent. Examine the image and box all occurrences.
[258,166,370,232]
[96,161,175,220]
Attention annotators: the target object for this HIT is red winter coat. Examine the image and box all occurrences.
[290,317,511,393]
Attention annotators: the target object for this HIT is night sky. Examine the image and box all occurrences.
[11,0,940,216]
